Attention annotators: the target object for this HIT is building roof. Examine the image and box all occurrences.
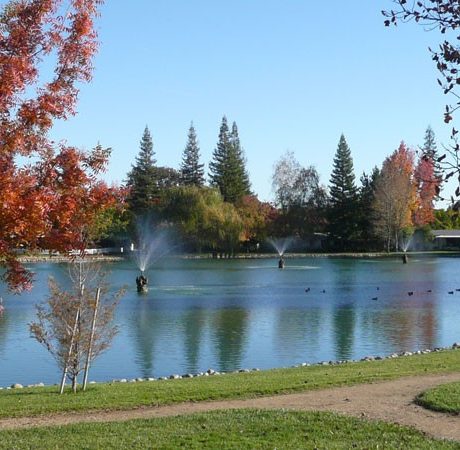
[432,230,460,239]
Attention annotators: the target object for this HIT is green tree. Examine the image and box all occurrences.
[327,134,359,249]
[180,122,205,186]
[126,127,158,215]
[209,116,251,203]
[357,167,380,249]
[422,126,438,160]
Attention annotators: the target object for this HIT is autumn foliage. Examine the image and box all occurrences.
[0,0,120,292]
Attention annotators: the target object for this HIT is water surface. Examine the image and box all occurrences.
[0,256,459,386]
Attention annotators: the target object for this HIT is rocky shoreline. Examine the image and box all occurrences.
[2,343,459,391]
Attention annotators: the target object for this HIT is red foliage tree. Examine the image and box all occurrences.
[413,156,438,227]
[0,0,118,292]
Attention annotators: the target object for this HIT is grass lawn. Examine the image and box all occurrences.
[0,409,459,450]
[0,349,458,418]
[416,381,460,414]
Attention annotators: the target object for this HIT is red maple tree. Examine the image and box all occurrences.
[0,0,120,292]
[413,156,438,227]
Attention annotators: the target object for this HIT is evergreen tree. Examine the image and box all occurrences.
[421,125,442,185]
[126,126,158,215]
[357,167,380,249]
[327,134,359,249]
[422,125,437,160]
[209,116,251,203]
[180,122,205,186]
[227,121,251,200]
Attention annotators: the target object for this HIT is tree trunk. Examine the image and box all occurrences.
[82,287,100,391]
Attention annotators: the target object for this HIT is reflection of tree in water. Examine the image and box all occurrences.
[129,301,163,378]
[0,310,9,357]
[211,308,248,373]
[274,308,323,358]
[181,308,206,374]
[333,306,355,361]
[361,300,437,352]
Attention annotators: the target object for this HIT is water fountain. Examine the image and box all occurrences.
[399,234,413,264]
[268,237,293,269]
[132,219,170,293]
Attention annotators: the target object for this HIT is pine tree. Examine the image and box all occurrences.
[227,121,251,201]
[421,125,442,185]
[180,122,205,186]
[209,117,251,203]
[422,125,437,160]
[126,126,158,215]
[327,134,359,249]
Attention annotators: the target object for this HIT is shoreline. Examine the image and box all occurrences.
[16,250,460,264]
[3,343,459,391]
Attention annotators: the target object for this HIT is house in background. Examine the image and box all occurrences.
[431,230,460,250]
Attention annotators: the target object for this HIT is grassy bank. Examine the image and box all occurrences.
[0,349,458,419]
[1,409,458,450]
[416,381,460,414]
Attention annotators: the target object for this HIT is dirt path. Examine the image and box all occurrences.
[0,372,459,441]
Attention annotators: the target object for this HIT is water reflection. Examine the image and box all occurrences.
[211,307,249,372]
[0,256,459,386]
[333,306,355,360]
[182,308,206,374]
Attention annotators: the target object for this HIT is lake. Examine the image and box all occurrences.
[0,255,459,386]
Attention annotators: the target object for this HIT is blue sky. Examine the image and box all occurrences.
[47,1,455,205]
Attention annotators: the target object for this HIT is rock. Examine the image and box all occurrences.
[169,374,181,380]
[452,342,460,349]
[206,369,215,375]
[147,377,155,381]
[11,383,23,389]
[89,381,96,384]
[361,356,375,362]
[182,374,194,378]
[136,377,144,382]
[119,379,127,383]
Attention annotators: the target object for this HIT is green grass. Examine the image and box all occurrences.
[0,349,458,419]
[416,381,460,414]
[0,409,458,450]
[0,410,460,450]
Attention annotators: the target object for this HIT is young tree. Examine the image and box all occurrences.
[0,0,116,292]
[180,123,205,186]
[209,117,251,203]
[30,261,123,393]
[126,127,158,215]
[327,134,359,249]
[373,143,417,251]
